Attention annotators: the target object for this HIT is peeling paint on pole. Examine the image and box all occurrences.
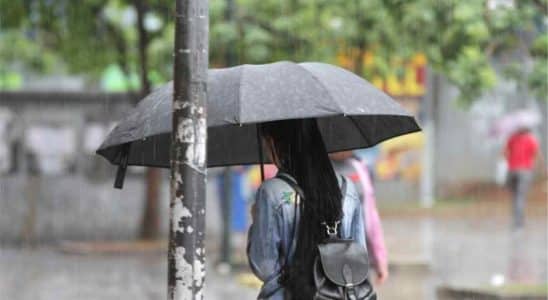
[169,0,208,299]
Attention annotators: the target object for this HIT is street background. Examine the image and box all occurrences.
[1,0,547,299]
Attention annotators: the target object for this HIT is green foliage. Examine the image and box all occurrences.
[0,0,546,103]
[0,29,60,73]
[0,0,173,89]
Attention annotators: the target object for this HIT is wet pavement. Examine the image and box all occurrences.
[378,216,547,299]
[0,215,546,299]
[0,246,256,300]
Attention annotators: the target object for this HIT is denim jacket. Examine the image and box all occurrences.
[247,172,366,300]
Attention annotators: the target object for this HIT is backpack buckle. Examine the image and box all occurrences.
[321,220,340,238]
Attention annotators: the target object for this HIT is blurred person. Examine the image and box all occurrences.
[247,119,367,299]
[248,164,279,190]
[216,166,249,272]
[504,127,541,229]
[330,151,389,285]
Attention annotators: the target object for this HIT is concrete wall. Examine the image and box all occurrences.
[0,92,229,243]
[0,92,167,243]
[0,174,170,243]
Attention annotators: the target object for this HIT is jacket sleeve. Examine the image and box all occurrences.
[247,184,284,299]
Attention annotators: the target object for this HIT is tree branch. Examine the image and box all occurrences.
[134,0,151,95]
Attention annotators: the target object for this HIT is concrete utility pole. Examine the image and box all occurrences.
[420,68,439,208]
[169,0,209,299]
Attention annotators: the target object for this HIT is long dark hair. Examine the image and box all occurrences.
[261,119,342,299]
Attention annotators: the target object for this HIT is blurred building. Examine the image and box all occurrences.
[0,91,175,243]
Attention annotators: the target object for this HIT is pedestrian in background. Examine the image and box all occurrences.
[330,151,389,285]
[504,127,541,229]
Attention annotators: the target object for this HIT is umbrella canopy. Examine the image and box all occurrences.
[490,109,541,139]
[97,61,420,170]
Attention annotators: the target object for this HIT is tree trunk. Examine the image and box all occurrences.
[135,0,161,240]
[169,0,209,299]
[353,38,366,76]
[352,0,366,76]
[142,168,161,239]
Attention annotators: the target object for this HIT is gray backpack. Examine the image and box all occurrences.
[277,174,376,300]
[313,222,376,300]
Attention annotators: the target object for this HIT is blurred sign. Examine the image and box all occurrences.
[376,132,424,181]
[337,52,426,98]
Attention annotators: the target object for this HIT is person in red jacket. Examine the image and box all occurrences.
[504,128,540,229]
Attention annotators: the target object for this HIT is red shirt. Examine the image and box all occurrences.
[505,132,539,171]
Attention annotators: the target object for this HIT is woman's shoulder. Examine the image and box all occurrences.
[257,177,296,207]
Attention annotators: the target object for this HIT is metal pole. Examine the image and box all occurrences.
[169,0,209,298]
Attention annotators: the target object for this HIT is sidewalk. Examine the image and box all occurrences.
[0,190,545,300]
[0,246,257,300]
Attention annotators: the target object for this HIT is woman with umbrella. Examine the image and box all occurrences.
[247,119,367,299]
[96,61,420,299]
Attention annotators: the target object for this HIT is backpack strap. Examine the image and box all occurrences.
[275,173,301,266]
[276,173,305,201]
[276,173,348,259]
[278,173,346,203]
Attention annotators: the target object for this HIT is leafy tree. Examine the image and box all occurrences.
[210,0,546,104]
[394,0,546,104]
[3,0,545,103]
[0,0,173,88]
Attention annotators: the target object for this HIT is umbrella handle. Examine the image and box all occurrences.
[256,124,265,182]
[114,144,130,189]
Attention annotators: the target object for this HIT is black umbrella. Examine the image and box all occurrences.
[97,61,420,187]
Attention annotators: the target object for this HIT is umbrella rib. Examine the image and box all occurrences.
[348,116,372,146]
[237,66,244,124]
[294,64,343,115]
